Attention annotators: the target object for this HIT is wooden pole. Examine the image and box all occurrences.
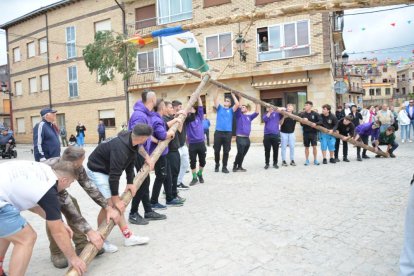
[140,0,414,38]
[176,65,388,158]
[66,73,211,276]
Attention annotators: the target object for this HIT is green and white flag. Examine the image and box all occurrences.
[163,32,209,73]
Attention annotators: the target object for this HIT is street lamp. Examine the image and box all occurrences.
[341,52,349,64]
[235,33,247,62]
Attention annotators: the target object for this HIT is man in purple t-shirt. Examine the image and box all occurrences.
[233,96,260,172]
[263,106,283,169]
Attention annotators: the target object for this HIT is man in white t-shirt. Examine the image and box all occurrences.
[0,161,87,276]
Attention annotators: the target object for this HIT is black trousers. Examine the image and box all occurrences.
[130,154,152,215]
[334,138,348,158]
[357,135,369,157]
[98,133,106,144]
[151,155,170,204]
[204,129,210,146]
[189,142,207,170]
[263,134,280,165]
[164,151,180,199]
[234,136,250,168]
[213,131,232,167]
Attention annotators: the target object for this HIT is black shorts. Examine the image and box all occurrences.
[303,132,317,147]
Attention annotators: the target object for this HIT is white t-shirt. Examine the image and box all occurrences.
[0,161,57,210]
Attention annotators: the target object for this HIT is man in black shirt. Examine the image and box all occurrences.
[320,104,338,164]
[86,124,153,252]
[334,106,345,162]
[333,115,355,162]
[280,104,297,166]
[0,161,87,276]
[300,101,322,166]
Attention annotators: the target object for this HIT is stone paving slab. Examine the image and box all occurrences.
[1,141,413,275]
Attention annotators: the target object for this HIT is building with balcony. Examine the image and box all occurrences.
[346,59,398,107]
[397,63,414,100]
[0,0,126,143]
[125,0,344,142]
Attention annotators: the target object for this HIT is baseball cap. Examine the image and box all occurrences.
[40,107,57,116]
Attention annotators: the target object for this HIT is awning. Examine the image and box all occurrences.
[252,78,310,89]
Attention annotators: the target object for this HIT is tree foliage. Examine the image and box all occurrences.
[83,31,137,85]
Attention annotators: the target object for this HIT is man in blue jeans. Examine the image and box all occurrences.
[320,104,338,164]
[400,174,414,275]
[406,100,414,142]
[213,89,239,173]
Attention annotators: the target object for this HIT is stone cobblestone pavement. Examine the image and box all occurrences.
[2,141,413,276]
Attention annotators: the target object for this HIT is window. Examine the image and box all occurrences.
[27,41,35,58]
[13,47,20,62]
[383,67,387,73]
[375,88,381,96]
[159,38,183,73]
[40,75,49,91]
[385,88,391,95]
[137,50,157,72]
[382,79,388,83]
[158,0,192,24]
[68,66,78,97]
[99,109,116,127]
[95,19,111,33]
[205,33,232,60]
[66,26,76,59]
[135,5,156,29]
[362,89,366,96]
[16,118,25,133]
[356,83,359,89]
[204,0,231,8]
[412,72,414,80]
[402,87,406,95]
[29,77,37,93]
[39,37,47,54]
[256,0,278,4]
[369,89,374,96]
[402,74,406,81]
[257,20,310,62]
[396,88,399,93]
[31,116,41,130]
[14,81,22,96]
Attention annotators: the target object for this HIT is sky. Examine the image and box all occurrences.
[0,1,413,65]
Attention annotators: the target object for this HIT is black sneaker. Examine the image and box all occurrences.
[215,165,219,172]
[362,155,370,159]
[264,164,269,169]
[375,155,381,158]
[189,178,198,186]
[334,158,340,163]
[238,167,247,172]
[176,195,186,203]
[323,158,328,164]
[329,158,336,164]
[129,212,149,225]
[343,157,350,162]
[198,174,205,183]
[282,161,288,167]
[144,211,167,220]
[273,164,279,169]
[177,183,189,190]
[390,153,396,158]
[357,157,362,161]
[290,160,296,166]
[166,198,184,207]
[232,166,239,172]
[222,167,229,173]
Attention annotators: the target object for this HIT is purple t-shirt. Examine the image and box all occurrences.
[263,111,282,135]
[235,108,258,136]
[186,106,205,144]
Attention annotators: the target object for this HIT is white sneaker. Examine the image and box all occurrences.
[103,240,118,253]
[402,139,405,143]
[410,140,413,143]
[124,234,150,246]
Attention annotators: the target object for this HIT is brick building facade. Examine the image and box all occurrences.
[1,0,127,143]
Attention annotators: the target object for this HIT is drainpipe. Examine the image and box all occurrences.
[114,0,130,121]
[5,30,13,131]
[45,13,52,108]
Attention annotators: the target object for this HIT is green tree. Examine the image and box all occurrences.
[83,31,137,85]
